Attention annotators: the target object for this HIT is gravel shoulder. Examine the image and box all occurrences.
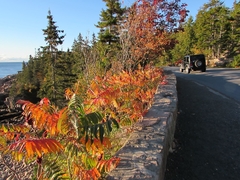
[164,77,240,180]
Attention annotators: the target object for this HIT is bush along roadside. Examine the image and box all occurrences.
[0,65,165,179]
[227,54,240,68]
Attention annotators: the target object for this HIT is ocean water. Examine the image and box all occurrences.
[0,62,23,78]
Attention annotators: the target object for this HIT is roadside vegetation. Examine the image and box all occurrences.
[228,54,240,67]
[169,0,240,67]
[0,0,239,179]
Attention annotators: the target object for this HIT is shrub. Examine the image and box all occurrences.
[0,66,164,179]
[228,55,240,68]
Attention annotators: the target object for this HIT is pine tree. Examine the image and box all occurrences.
[194,0,229,58]
[95,0,127,72]
[228,1,240,56]
[71,33,86,75]
[10,55,42,103]
[41,10,65,104]
[96,0,126,45]
[54,50,78,107]
[71,33,102,82]
[171,16,196,61]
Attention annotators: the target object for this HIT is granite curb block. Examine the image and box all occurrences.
[107,69,177,180]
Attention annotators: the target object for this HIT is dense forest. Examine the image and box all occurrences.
[10,0,240,106]
[170,0,240,67]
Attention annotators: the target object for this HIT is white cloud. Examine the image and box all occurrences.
[0,55,28,62]
[0,54,7,60]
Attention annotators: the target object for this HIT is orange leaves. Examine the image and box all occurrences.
[25,139,63,157]
[86,80,120,110]
[74,156,120,180]
[0,124,31,152]
[9,138,63,158]
[97,157,120,173]
[85,67,163,123]
[74,166,101,180]
[81,137,111,157]
[39,97,50,105]
[0,66,165,179]
[17,98,64,136]
[65,88,75,100]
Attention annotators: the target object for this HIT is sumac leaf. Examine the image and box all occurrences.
[90,126,94,144]
[99,124,104,143]
[111,118,119,129]
[106,120,112,133]
[85,134,89,144]
[93,125,98,139]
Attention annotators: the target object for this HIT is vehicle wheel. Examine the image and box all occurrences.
[195,60,202,67]
[201,68,206,72]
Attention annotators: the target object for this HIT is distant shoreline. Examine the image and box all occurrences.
[0,74,17,80]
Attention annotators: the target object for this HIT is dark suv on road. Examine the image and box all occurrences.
[180,54,206,73]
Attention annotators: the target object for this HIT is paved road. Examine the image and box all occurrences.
[169,67,240,103]
[164,76,240,180]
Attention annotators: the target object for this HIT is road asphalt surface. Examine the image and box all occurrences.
[164,76,240,180]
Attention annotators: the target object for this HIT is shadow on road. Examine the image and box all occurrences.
[164,77,240,180]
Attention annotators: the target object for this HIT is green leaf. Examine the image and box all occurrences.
[86,112,103,124]
[66,143,73,152]
[106,120,112,133]
[90,126,94,144]
[85,133,89,144]
[111,118,119,129]
[93,125,98,139]
[99,124,104,143]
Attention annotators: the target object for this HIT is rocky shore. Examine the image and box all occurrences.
[0,75,23,124]
[0,75,34,180]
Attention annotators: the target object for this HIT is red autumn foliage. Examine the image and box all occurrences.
[121,0,189,67]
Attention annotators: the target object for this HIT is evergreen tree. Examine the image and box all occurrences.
[71,33,86,75]
[95,0,127,71]
[71,33,102,82]
[42,10,65,54]
[41,10,65,104]
[54,50,78,107]
[171,16,196,61]
[96,0,126,45]
[228,1,240,56]
[194,0,229,58]
[10,55,42,103]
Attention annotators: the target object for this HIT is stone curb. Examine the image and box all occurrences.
[107,69,177,180]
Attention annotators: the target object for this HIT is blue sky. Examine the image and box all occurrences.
[0,0,235,62]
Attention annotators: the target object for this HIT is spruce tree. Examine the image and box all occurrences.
[171,16,196,61]
[194,0,229,58]
[71,33,102,82]
[95,0,126,71]
[41,10,65,104]
[54,50,78,107]
[228,1,240,56]
[10,56,42,103]
[96,0,126,45]
[71,33,86,75]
